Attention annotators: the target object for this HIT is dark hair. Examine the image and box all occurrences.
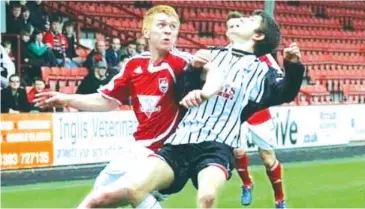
[12,3,22,9]
[33,28,43,36]
[9,74,19,81]
[31,28,43,41]
[252,10,281,56]
[64,20,75,28]
[128,40,137,46]
[22,6,30,12]
[50,15,62,24]
[33,77,44,84]
[226,11,243,22]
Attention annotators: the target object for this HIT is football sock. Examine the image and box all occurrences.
[266,160,284,202]
[136,194,162,209]
[235,154,252,187]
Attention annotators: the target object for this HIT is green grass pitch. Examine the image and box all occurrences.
[2,157,365,208]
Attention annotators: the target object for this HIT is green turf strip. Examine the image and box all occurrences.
[2,157,364,208]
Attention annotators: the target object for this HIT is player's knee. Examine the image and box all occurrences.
[198,193,216,208]
[234,147,246,159]
[88,191,112,207]
[259,149,276,167]
[91,186,136,207]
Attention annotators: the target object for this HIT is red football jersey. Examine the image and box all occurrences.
[247,54,282,125]
[99,51,190,151]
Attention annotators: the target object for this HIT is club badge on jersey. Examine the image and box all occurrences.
[159,77,169,93]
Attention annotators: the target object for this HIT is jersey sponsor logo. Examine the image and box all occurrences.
[137,95,161,118]
[134,67,143,74]
[159,78,169,93]
[217,84,236,100]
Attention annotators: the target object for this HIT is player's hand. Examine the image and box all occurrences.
[33,91,71,109]
[191,49,212,69]
[179,90,209,108]
[284,42,301,63]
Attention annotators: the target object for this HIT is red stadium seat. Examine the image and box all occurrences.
[41,67,51,83]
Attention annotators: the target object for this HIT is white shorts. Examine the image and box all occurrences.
[241,118,276,151]
[93,142,154,190]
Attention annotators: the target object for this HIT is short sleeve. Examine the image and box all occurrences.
[98,61,132,104]
[170,48,192,75]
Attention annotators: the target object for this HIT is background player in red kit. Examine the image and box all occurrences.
[34,5,218,209]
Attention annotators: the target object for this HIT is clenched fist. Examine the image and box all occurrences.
[179,90,209,108]
[284,42,301,63]
[191,49,212,69]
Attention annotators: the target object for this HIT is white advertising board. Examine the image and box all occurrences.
[52,111,138,166]
[243,105,350,151]
[50,105,364,165]
[346,105,365,142]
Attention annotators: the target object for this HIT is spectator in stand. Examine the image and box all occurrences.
[105,37,123,75]
[20,29,32,66]
[6,3,23,34]
[0,46,16,89]
[77,55,111,95]
[111,54,129,77]
[121,41,137,58]
[63,21,82,67]
[136,38,146,54]
[83,39,106,71]
[2,40,15,62]
[28,29,57,74]
[42,15,51,33]
[27,77,52,112]
[43,16,69,67]
[1,74,31,113]
[28,0,48,31]
[20,6,35,34]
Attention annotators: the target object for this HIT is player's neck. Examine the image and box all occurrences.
[149,47,168,65]
[231,40,254,54]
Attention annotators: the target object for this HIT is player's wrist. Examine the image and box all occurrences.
[63,94,74,107]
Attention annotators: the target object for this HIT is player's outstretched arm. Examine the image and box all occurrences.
[33,92,120,111]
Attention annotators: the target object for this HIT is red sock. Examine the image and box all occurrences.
[235,154,252,187]
[266,160,284,202]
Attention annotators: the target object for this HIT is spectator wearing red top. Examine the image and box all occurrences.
[27,77,52,112]
[43,16,69,66]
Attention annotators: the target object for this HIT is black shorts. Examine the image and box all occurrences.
[156,141,235,195]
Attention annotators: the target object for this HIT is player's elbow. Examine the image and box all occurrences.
[88,186,137,207]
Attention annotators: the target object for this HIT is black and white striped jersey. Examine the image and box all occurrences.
[165,46,272,148]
